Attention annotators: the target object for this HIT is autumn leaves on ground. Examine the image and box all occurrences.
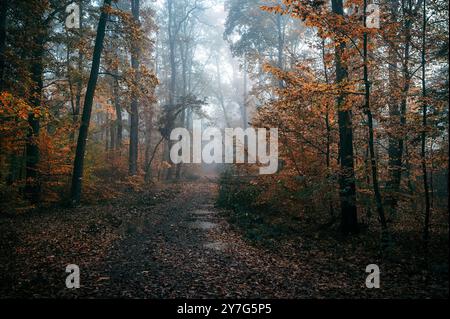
[0,0,449,299]
[0,180,446,298]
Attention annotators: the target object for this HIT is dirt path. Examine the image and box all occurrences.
[78,182,313,298]
[1,181,447,298]
[0,182,308,298]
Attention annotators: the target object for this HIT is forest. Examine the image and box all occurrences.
[0,0,448,299]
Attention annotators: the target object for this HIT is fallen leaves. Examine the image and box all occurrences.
[0,181,448,298]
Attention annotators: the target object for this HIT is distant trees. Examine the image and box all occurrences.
[156,0,205,180]
[224,0,292,121]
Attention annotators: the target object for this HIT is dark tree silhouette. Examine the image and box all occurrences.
[71,0,112,204]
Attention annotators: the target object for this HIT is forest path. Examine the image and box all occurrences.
[1,180,312,298]
[1,181,447,298]
[87,181,313,298]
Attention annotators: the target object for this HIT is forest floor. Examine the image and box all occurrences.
[0,180,448,298]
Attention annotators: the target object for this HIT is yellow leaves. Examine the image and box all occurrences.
[33,108,43,118]
[160,161,172,169]
[0,92,31,120]
[260,5,284,15]
[0,91,47,122]
[17,108,29,120]
[0,92,42,149]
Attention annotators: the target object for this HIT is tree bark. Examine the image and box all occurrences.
[216,56,231,127]
[25,33,44,203]
[386,0,400,214]
[332,0,358,234]
[420,0,431,252]
[322,39,335,220]
[241,56,248,129]
[388,0,412,212]
[363,0,387,230]
[129,0,140,175]
[24,2,48,203]
[165,0,177,180]
[70,0,112,204]
[276,2,284,89]
[0,0,7,91]
[74,0,84,130]
[113,62,122,148]
[143,104,153,172]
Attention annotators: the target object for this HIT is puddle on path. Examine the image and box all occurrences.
[189,208,224,251]
[192,209,216,216]
[204,241,227,251]
[189,221,217,230]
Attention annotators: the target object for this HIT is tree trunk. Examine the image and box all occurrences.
[363,0,387,230]
[388,0,412,212]
[129,0,140,176]
[113,63,122,148]
[0,0,7,91]
[165,0,176,180]
[386,0,400,214]
[70,0,112,204]
[241,56,248,129]
[25,33,44,203]
[167,0,176,107]
[322,39,334,220]
[332,0,358,234]
[420,0,431,252]
[216,56,231,127]
[110,109,116,150]
[24,2,47,203]
[276,4,284,89]
[105,112,110,151]
[143,105,153,172]
[74,0,84,131]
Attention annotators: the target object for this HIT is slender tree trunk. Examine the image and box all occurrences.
[67,43,76,119]
[143,104,153,171]
[25,33,44,203]
[421,0,431,252]
[0,0,7,91]
[175,27,189,180]
[332,0,358,234]
[129,0,140,175]
[113,63,122,148]
[70,0,112,204]
[276,6,284,89]
[175,108,185,179]
[165,0,176,180]
[322,39,334,219]
[25,2,47,203]
[145,136,164,182]
[386,0,400,215]
[364,143,373,221]
[105,112,110,151]
[388,0,412,211]
[241,56,248,129]
[167,0,176,107]
[216,56,231,127]
[110,108,116,150]
[74,0,84,130]
[363,0,387,230]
